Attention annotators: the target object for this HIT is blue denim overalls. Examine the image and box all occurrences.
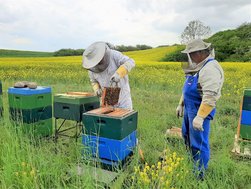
[182,59,215,177]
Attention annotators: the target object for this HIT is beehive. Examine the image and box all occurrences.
[82,107,138,140]
[53,92,100,121]
[82,130,137,161]
[0,81,2,95]
[8,86,52,137]
[0,81,3,118]
[240,88,251,140]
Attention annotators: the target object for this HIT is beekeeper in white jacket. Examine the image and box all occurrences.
[82,41,135,110]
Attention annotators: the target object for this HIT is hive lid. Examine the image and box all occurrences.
[8,86,51,95]
[54,92,99,105]
[55,92,96,98]
[86,107,133,118]
[244,88,251,97]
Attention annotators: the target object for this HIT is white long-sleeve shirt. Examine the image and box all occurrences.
[198,59,224,107]
[89,49,135,109]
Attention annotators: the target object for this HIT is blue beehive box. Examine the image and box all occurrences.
[241,110,251,125]
[82,131,137,162]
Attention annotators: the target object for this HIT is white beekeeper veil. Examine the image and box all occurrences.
[82,42,113,73]
[181,39,215,74]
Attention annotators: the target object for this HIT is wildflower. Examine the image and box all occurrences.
[21,162,26,167]
[30,169,36,176]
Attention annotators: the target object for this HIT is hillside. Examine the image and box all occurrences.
[161,23,251,62]
[124,46,179,63]
[208,23,251,61]
[0,49,54,57]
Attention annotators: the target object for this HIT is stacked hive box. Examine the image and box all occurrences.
[82,107,138,165]
[0,81,3,118]
[53,92,100,122]
[8,86,52,137]
[240,88,251,140]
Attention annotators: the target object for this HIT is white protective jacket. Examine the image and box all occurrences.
[88,49,135,109]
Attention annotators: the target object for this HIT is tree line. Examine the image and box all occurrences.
[53,44,152,56]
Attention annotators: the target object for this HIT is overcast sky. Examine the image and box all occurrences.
[0,0,250,51]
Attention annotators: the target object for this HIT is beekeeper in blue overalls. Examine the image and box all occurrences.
[82,41,135,110]
[176,39,224,179]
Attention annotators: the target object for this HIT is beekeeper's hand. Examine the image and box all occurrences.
[91,82,102,97]
[193,116,204,131]
[176,94,184,118]
[176,105,184,118]
[193,102,214,131]
[110,72,121,83]
[95,88,102,97]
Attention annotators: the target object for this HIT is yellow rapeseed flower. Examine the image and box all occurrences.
[30,169,36,176]
[21,162,26,167]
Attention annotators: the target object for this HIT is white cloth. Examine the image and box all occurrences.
[88,49,135,109]
[198,59,224,107]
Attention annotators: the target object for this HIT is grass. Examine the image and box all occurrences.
[0,47,251,188]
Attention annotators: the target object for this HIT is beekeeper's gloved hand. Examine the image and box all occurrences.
[91,82,102,97]
[193,103,214,131]
[176,94,184,118]
[176,105,184,118]
[95,88,103,97]
[193,116,204,131]
[110,72,121,83]
[110,65,128,84]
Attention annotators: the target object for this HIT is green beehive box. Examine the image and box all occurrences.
[244,89,251,97]
[82,107,138,140]
[54,93,99,105]
[0,81,2,95]
[8,93,52,109]
[243,96,251,111]
[0,95,3,118]
[53,93,100,121]
[21,118,53,137]
[240,124,251,140]
[9,106,52,124]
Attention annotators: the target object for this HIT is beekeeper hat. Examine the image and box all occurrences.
[181,39,211,53]
[82,42,106,69]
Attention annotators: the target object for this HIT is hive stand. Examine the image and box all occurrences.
[53,92,100,142]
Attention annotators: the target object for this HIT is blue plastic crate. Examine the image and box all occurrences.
[241,110,251,125]
[8,87,51,95]
[82,131,137,161]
